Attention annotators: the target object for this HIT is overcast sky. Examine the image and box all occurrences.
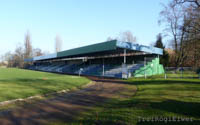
[0,0,168,55]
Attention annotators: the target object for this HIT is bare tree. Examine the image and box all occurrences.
[55,35,62,52]
[118,31,137,43]
[173,0,200,34]
[159,2,189,67]
[11,44,25,68]
[172,0,200,68]
[33,48,43,57]
[174,0,200,8]
[107,37,115,41]
[24,31,32,59]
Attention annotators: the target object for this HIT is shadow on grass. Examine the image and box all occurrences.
[87,76,200,86]
[0,89,110,125]
[150,99,200,118]
[77,98,200,125]
[140,86,200,92]
[128,79,200,85]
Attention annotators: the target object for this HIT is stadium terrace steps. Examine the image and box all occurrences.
[27,62,145,78]
[27,58,165,79]
[134,58,165,77]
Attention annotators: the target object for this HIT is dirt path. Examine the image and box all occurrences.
[0,77,136,125]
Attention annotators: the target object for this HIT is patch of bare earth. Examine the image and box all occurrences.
[0,77,136,125]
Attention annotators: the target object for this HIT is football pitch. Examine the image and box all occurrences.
[0,68,90,102]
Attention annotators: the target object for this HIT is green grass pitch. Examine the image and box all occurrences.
[0,68,90,102]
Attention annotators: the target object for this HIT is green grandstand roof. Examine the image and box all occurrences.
[57,40,117,58]
[25,40,163,62]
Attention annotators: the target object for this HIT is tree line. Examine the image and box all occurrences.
[0,31,63,68]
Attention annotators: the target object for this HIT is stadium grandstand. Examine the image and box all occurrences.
[25,40,165,79]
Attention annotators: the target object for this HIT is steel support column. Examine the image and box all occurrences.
[103,58,105,76]
[124,49,126,64]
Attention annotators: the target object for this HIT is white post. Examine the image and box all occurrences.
[79,69,81,77]
[79,68,83,77]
